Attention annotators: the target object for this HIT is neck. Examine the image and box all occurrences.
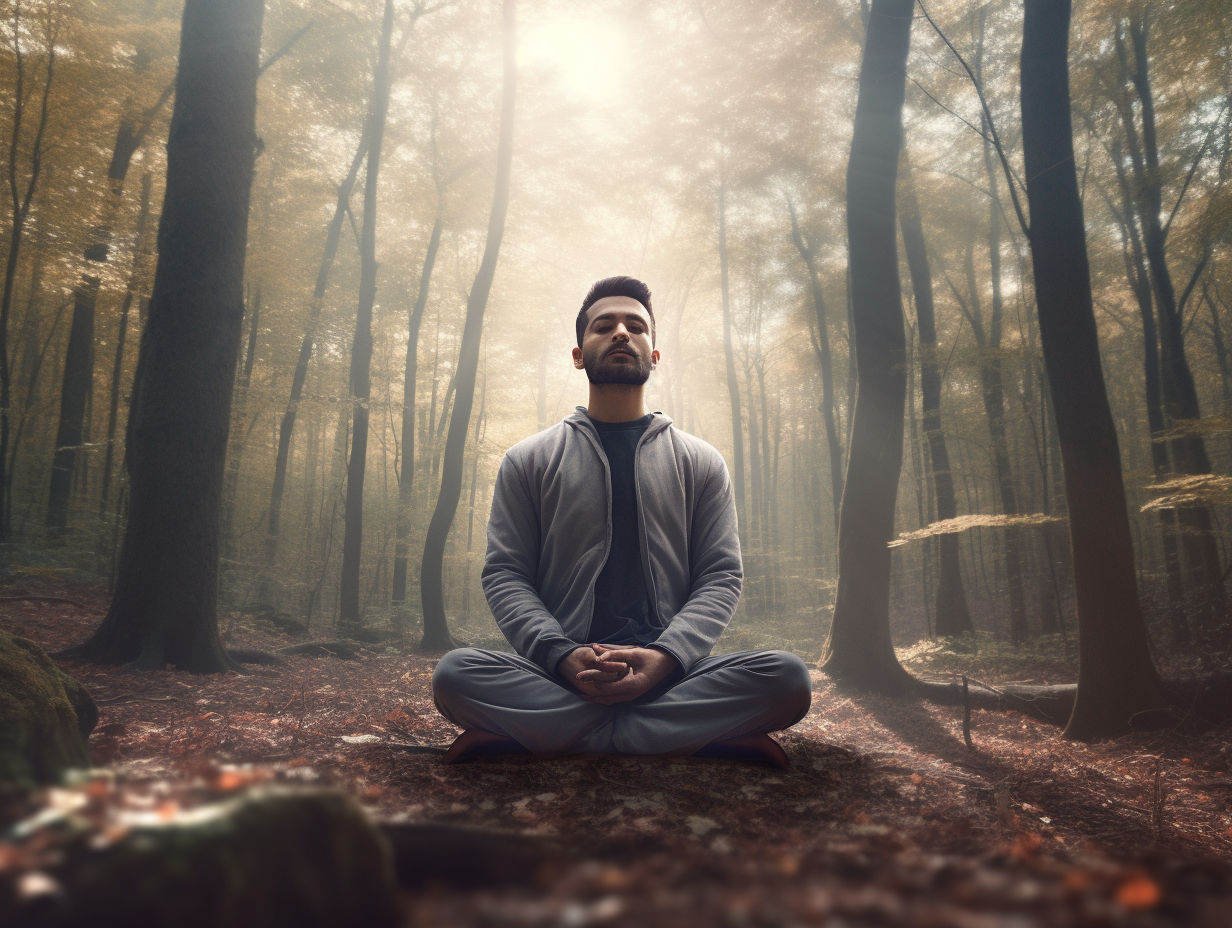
[586,383,647,423]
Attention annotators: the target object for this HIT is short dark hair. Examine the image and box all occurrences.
[576,276,655,347]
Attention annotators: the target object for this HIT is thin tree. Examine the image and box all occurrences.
[1020,0,1168,739]
[339,0,397,633]
[420,0,516,650]
[788,197,844,533]
[717,169,748,548]
[44,72,174,535]
[898,161,973,637]
[819,0,917,692]
[1,2,58,538]
[65,0,265,670]
[99,172,155,514]
[259,124,370,602]
[1116,17,1224,633]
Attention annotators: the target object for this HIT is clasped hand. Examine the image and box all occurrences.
[559,643,678,705]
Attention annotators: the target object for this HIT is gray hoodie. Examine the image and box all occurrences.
[481,408,743,676]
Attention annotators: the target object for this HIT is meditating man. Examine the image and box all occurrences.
[432,276,811,766]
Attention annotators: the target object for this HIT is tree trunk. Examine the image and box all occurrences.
[67,0,264,670]
[1,18,56,540]
[718,176,747,548]
[420,0,515,650]
[788,201,844,531]
[1109,153,1188,642]
[1020,0,1167,739]
[46,76,173,535]
[339,0,396,633]
[898,164,973,637]
[391,213,442,610]
[260,127,370,603]
[100,174,154,516]
[1121,18,1224,631]
[819,0,916,693]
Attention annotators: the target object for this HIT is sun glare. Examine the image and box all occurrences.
[522,15,628,107]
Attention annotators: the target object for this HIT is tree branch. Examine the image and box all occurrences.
[916,0,1030,239]
[260,21,316,75]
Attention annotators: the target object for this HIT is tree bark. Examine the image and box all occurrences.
[1020,0,1167,739]
[420,0,516,650]
[339,0,396,633]
[819,0,916,693]
[66,0,264,670]
[898,164,973,638]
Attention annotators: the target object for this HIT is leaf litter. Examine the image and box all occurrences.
[4,578,1232,925]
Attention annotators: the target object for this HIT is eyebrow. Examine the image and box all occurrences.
[589,311,649,327]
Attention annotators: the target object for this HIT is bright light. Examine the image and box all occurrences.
[522,15,627,107]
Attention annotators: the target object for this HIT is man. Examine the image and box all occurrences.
[432,276,811,766]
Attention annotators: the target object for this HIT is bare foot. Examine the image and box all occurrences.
[442,729,527,764]
[695,733,789,768]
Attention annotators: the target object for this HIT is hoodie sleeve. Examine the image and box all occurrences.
[481,451,579,676]
[652,448,743,671]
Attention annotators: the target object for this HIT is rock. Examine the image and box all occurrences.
[0,629,96,788]
[40,788,401,928]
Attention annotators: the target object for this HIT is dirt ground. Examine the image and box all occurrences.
[6,574,1232,926]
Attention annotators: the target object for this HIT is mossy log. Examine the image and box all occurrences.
[34,788,400,928]
[0,630,96,787]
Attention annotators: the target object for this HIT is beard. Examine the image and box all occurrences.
[582,343,653,385]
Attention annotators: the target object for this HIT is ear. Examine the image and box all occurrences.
[572,346,585,368]
[650,348,661,368]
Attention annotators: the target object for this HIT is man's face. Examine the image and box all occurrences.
[572,296,659,385]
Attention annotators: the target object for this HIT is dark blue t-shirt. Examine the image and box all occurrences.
[588,414,658,645]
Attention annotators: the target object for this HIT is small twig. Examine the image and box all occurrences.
[962,675,973,749]
[95,693,178,706]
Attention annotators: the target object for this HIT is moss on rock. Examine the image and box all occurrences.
[0,629,96,788]
[59,788,401,928]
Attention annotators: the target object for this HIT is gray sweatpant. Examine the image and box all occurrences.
[432,647,812,756]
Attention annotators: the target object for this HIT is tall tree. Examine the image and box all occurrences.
[819,0,916,692]
[420,0,516,650]
[390,208,442,613]
[66,0,264,670]
[1,2,58,538]
[1020,0,1167,739]
[788,198,844,532]
[898,162,973,638]
[1113,16,1224,631]
[44,67,173,535]
[100,173,154,515]
[259,125,370,602]
[339,0,396,633]
[718,170,748,548]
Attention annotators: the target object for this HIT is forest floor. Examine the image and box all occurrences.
[6,571,1232,926]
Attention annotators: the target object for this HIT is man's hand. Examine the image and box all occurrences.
[573,644,679,705]
[558,646,629,691]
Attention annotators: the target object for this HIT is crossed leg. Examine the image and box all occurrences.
[431,647,812,761]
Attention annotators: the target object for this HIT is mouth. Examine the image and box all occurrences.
[605,348,636,360]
